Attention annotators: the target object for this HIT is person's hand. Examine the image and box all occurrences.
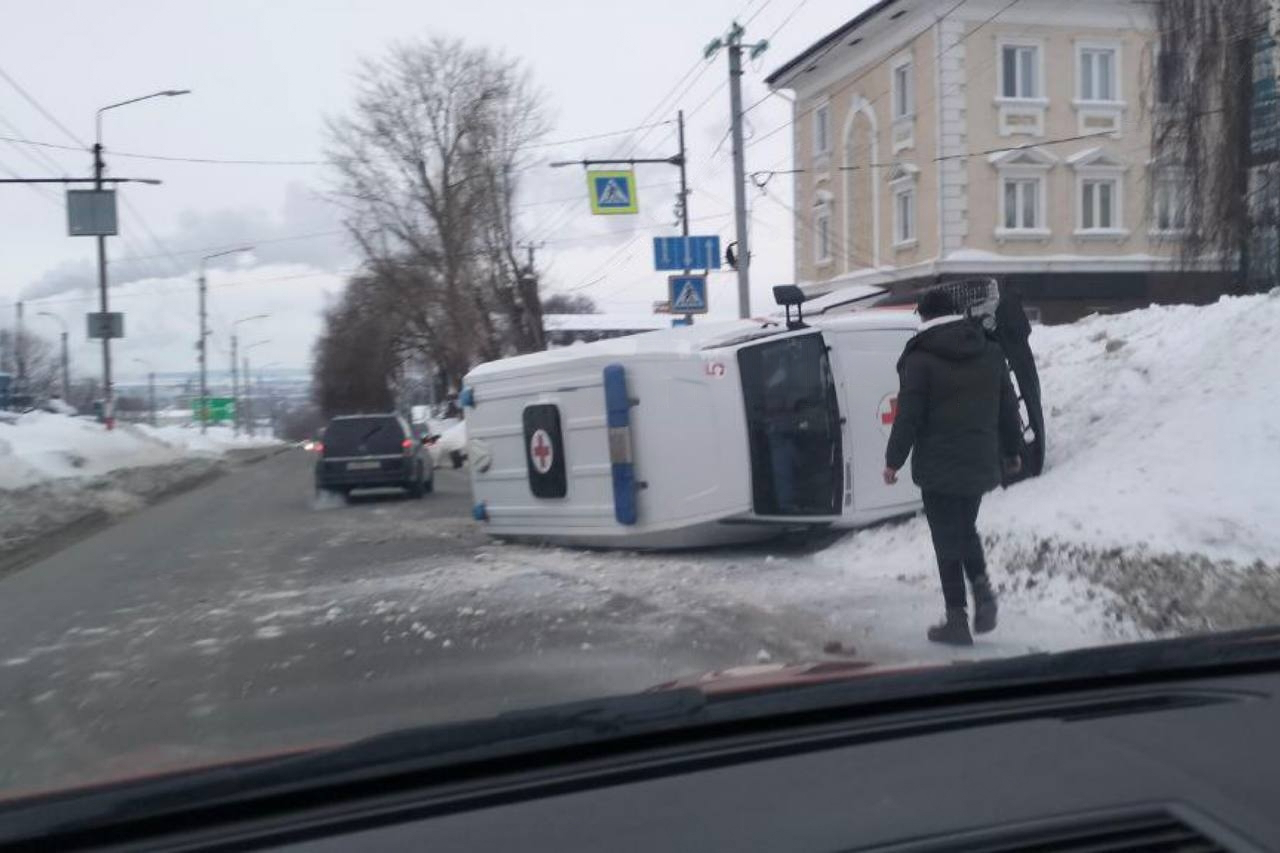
[883,466,898,485]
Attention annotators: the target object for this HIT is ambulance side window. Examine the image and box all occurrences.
[738,334,843,516]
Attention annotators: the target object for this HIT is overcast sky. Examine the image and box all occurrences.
[0,0,864,380]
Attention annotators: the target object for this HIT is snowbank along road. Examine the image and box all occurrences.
[1,293,1278,794]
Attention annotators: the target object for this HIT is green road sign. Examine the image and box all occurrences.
[193,397,236,423]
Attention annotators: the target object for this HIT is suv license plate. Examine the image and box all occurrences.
[347,461,380,470]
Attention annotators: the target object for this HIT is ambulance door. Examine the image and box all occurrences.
[827,328,920,516]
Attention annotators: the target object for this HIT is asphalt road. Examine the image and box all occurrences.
[0,448,792,795]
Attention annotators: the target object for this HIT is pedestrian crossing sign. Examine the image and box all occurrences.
[668,274,708,314]
[588,170,639,215]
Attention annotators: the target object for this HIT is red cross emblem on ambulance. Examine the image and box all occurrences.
[877,394,898,437]
[529,428,555,475]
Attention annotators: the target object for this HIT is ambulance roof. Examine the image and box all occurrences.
[465,309,918,383]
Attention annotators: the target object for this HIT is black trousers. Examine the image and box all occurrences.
[921,491,987,611]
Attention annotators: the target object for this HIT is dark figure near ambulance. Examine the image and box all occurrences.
[883,289,1023,646]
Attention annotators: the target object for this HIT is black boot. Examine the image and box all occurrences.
[927,609,974,646]
[972,575,998,635]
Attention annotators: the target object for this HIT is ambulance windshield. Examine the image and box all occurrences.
[738,333,844,517]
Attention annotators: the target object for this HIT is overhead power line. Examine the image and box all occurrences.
[0,65,88,148]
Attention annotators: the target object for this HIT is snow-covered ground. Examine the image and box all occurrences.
[226,292,1280,671]
[0,413,281,558]
[0,413,279,492]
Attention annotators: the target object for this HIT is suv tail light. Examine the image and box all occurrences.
[402,438,414,455]
[314,442,324,454]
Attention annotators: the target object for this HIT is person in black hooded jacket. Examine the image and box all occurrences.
[883,288,1024,646]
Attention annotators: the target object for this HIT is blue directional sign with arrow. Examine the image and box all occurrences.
[668,274,708,314]
[653,235,721,271]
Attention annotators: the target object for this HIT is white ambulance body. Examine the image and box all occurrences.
[462,311,923,549]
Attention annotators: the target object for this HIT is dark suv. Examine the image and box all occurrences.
[314,414,433,499]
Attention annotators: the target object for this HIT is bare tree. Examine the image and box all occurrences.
[0,329,61,402]
[542,293,599,314]
[1151,0,1265,288]
[311,274,402,417]
[326,37,551,394]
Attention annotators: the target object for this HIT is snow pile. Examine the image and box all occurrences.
[819,290,1280,637]
[0,413,278,492]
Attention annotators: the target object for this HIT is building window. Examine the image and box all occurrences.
[1080,178,1118,230]
[893,61,914,119]
[1001,44,1040,99]
[1156,49,1183,104]
[1079,46,1118,101]
[894,186,916,246]
[989,145,1056,240]
[814,104,830,156]
[1152,172,1187,232]
[814,199,833,264]
[1002,177,1042,230]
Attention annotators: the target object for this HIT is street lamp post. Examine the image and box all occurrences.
[196,247,253,433]
[241,340,270,437]
[35,312,70,401]
[257,361,283,438]
[132,358,156,426]
[230,313,268,436]
[95,89,190,429]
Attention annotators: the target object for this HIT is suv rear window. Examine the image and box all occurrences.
[323,416,405,456]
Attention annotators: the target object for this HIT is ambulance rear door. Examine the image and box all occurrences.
[825,327,921,520]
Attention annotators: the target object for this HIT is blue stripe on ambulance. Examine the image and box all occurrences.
[602,364,637,526]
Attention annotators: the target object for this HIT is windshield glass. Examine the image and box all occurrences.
[323,416,404,456]
[0,0,1275,809]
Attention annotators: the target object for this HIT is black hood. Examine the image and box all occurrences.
[904,317,988,363]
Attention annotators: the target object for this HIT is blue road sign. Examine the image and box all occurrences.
[668,274,708,314]
[652,235,721,271]
[588,170,638,215]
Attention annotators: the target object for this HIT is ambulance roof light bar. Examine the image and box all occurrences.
[773,285,808,330]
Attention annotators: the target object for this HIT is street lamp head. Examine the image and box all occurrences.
[162,89,192,97]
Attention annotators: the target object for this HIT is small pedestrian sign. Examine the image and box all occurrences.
[588,170,638,215]
[668,275,708,314]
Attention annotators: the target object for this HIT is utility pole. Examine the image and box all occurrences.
[515,241,545,351]
[706,22,768,318]
[198,268,209,433]
[59,330,70,401]
[198,248,254,434]
[36,312,70,400]
[243,355,252,437]
[14,301,25,396]
[548,112,691,318]
[92,140,113,426]
[231,334,239,435]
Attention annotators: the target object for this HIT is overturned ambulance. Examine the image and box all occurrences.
[462,282,1043,549]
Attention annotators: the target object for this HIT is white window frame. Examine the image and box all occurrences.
[1076,41,1121,103]
[813,192,834,266]
[989,146,1056,242]
[997,38,1046,102]
[995,37,1048,137]
[1149,167,1188,237]
[1069,147,1129,241]
[890,52,916,154]
[1000,176,1047,234]
[813,101,831,159]
[889,166,919,250]
[892,54,915,121]
[1074,39,1125,139]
